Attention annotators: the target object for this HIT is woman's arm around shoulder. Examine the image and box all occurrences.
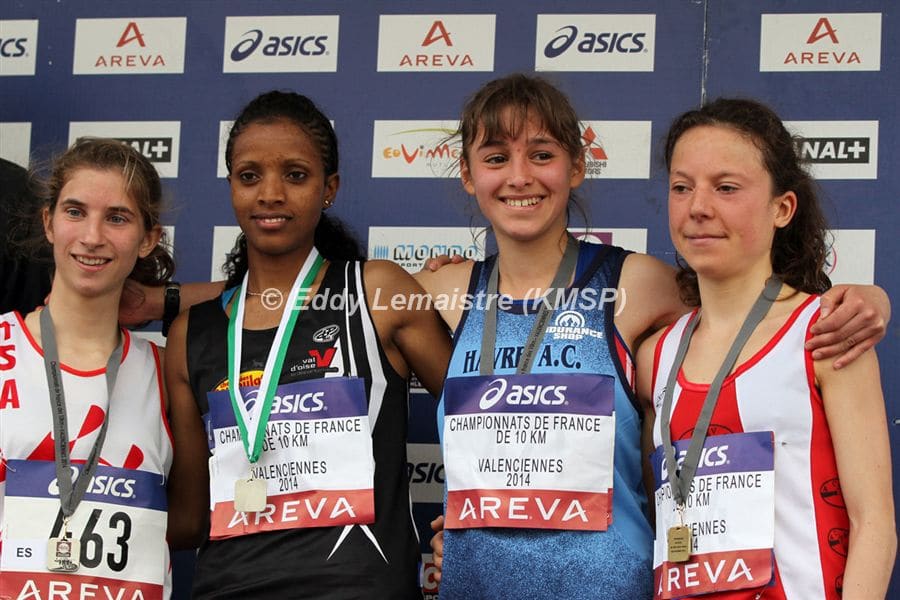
[413,260,474,333]
[636,328,666,519]
[615,253,688,352]
[164,311,211,549]
[815,349,896,597]
[364,260,452,398]
[810,284,891,368]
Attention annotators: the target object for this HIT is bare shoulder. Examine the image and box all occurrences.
[635,327,666,406]
[363,259,423,294]
[414,261,475,332]
[620,253,677,289]
[414,260,474,298]
[616,253,686,348]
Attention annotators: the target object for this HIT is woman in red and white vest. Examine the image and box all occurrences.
[0,138,175,599]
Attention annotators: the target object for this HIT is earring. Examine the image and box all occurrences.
[323,200,333,210]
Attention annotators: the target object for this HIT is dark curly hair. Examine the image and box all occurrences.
[222,90,364,288]
[39,137,174,286]
[664,98,830,306]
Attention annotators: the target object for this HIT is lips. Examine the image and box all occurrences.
[251,213,292,230]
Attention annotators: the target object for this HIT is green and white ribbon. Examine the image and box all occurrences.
[226,248,325,464]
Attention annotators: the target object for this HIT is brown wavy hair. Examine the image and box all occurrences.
[41,137,174,285]
[664,98,830,306]
[454,73,589,229]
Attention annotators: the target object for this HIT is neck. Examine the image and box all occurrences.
[246,244,316,293]
[43,284,121,364]
[494,230,571,298]
[695,267,775,330]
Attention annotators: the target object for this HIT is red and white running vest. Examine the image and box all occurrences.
[651,296,849,599]
[0,311,174,599]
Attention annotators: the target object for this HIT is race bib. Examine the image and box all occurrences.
[206,376,375,539]
[0,460,168,600]
[443,373,615,531]
[652,431,775,599]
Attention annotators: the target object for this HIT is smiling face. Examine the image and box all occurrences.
[228,118,339,263]
[460,109,585,245]
[668,125,796,284]
[44,167,159,299]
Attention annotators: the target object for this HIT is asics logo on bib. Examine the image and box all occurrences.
[660,445,729,480]
[479,378,567,410]
[268,390,326,414]
[48,473,136,499]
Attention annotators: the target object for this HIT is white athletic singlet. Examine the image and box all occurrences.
[0,311,173,599]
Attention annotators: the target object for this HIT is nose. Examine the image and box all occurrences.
[258,174,286,204]
[80,214,105,247]
[505,154,534,188]
[688,186,715,219]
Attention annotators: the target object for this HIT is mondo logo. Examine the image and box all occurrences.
[377,14,496,72]
[367,226,485,273]
[0,19,38,76]
[73,18,186,75]
[760,13,881,72]
[223,16,338,73]
[535,14,655,72]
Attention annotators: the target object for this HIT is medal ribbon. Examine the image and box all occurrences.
[227,248,324,464]
[41,306,123,519]
[660,277,782,507]
[479,235,579,376]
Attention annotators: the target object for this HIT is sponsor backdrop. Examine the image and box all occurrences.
[1,0,897,596]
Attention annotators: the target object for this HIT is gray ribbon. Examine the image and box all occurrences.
[480,235,579,376]
[660,277,782,507]
[40,306,122,519]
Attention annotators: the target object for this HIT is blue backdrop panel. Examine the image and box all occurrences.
[1,1,896,597]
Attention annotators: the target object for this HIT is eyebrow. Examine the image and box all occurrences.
[60,198,137,215]
[476,135,561,151]
[669,169,748,180]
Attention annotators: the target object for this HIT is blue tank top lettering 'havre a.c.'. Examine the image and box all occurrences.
[437,241,653,600]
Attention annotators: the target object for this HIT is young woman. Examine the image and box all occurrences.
[0,138,174,598]
[165,91,451,598]
[637,99,895,599]
[418,75,891,599]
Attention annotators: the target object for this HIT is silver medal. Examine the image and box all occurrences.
[47,532,80,572]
